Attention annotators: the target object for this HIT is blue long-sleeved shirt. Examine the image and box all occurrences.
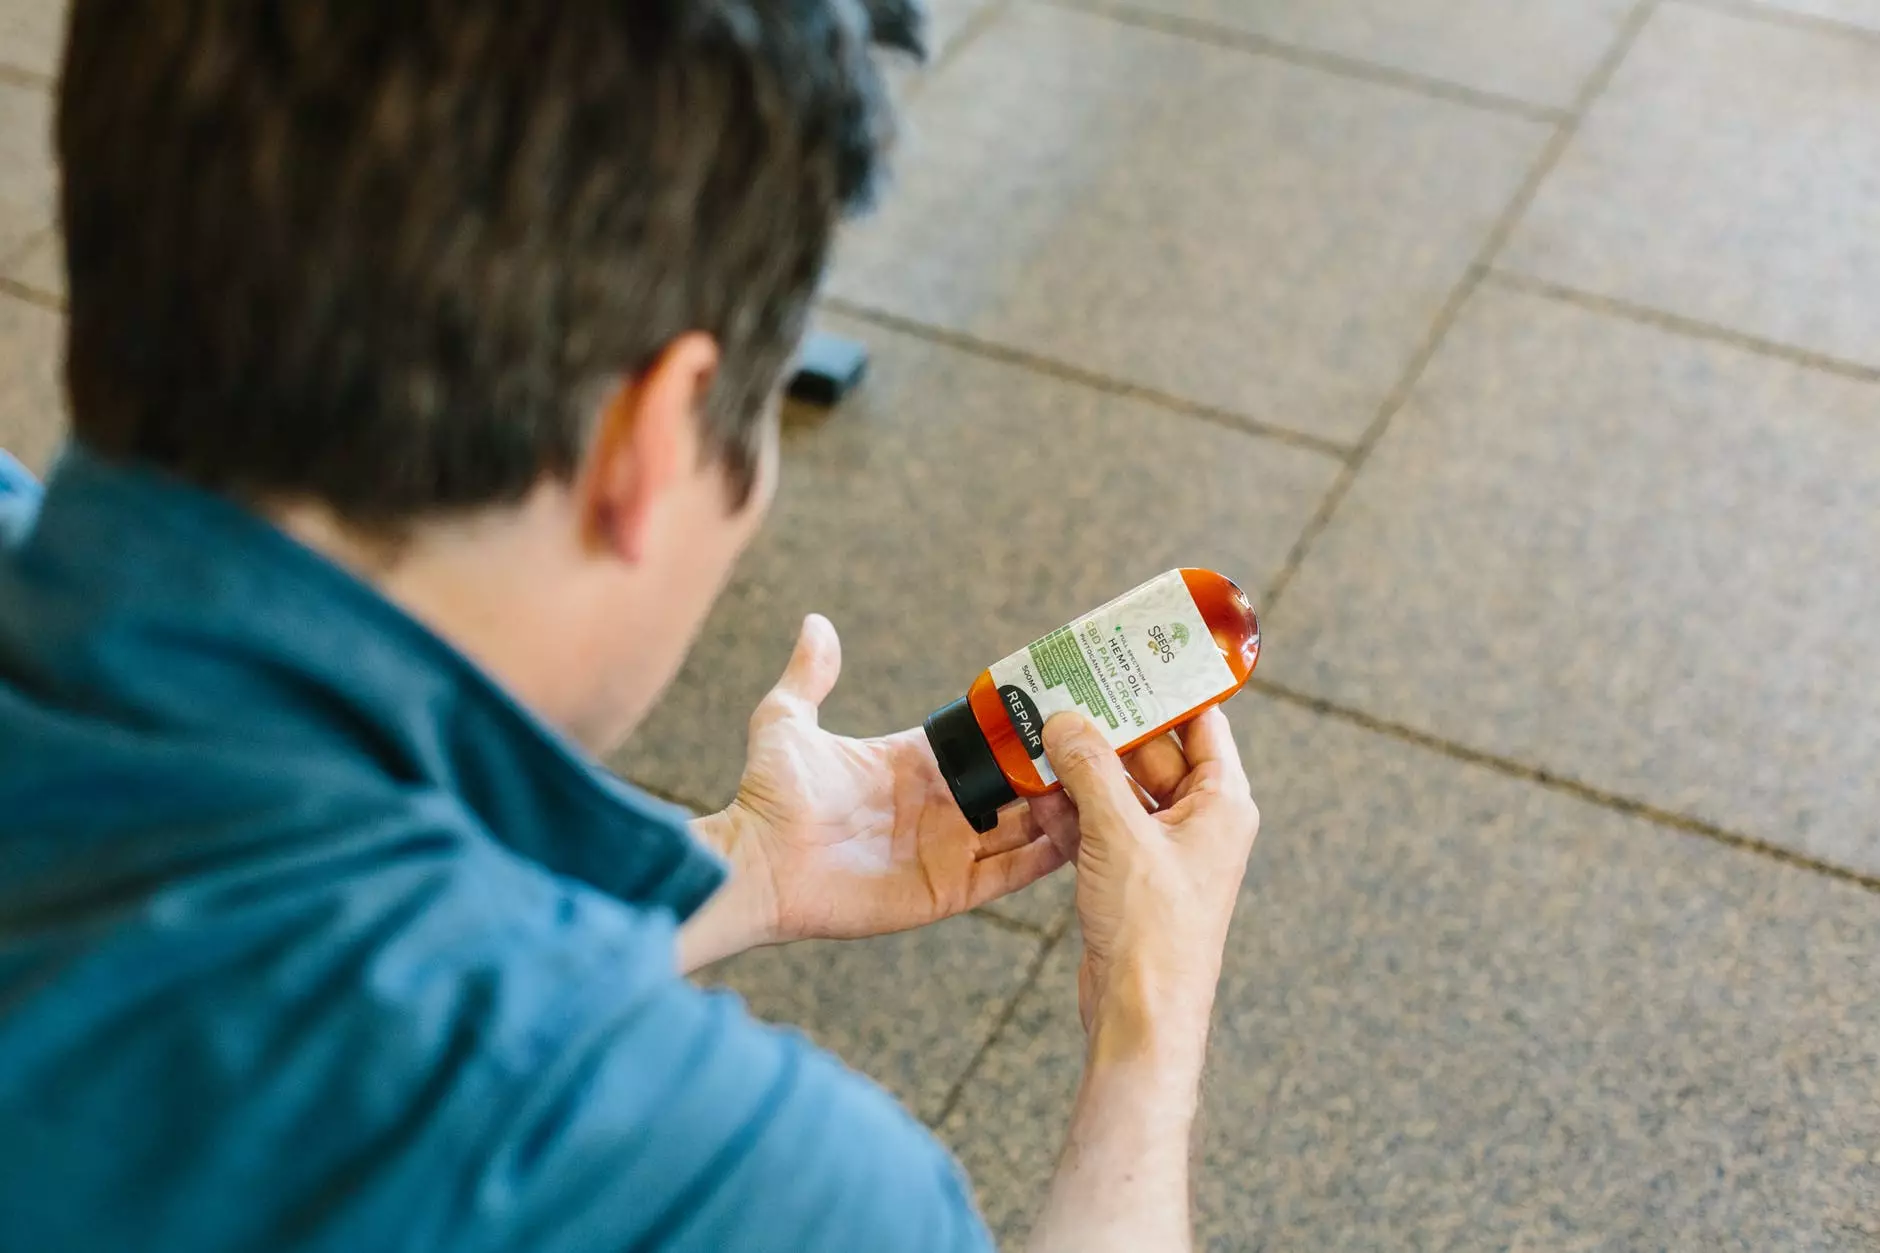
[0,447,992,1252]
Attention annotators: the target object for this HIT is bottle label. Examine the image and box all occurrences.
[987,570,1237,784]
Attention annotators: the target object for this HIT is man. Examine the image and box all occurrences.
[0,2,1260,1250]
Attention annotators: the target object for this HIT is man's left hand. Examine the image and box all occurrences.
[680,615,1075,970]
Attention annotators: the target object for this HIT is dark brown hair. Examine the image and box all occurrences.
[57,0,920,525]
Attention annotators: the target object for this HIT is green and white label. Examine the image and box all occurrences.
[988,570,1236,784]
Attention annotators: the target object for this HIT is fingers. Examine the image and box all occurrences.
[1025,790,1082,861]
[965,835,1070,910]
[1164,707,1259,846]
[1122,733,1189,806]
[979,802,1047,857]
[1175,706,1247,788]
[760,614,843,721]
[1042,713,1142,833]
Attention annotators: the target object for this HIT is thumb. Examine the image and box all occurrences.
[1041,713,1139,833]
[765,614,842,717]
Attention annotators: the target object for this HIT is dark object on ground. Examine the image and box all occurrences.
[789,333,870,405]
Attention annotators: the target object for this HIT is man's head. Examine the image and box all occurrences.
[56,0,919,748]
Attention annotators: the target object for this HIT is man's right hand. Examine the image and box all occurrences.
[1026,706,1259,1253]
[1046,707,1259,1060]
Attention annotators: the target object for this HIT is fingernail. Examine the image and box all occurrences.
[1043,712,1086,747]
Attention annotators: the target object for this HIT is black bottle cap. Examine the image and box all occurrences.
[924,697,1018,835]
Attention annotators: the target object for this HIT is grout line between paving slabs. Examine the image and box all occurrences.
[1037,0,1570,125]
[884,0,1013,112]
[932,913,1070,1128]
[1258,0,1663,618]
[0,227,63,311]
[1253,679,1880,897]
[0,275,62,314]
[924,0,1014,84]
[1677,0,1880,45]
[969,906,1053,940]
[0,62,51,92]
[1485,269,1880,387]
[820,297,1355,461]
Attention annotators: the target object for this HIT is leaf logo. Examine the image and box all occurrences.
[1146,623,1188,663]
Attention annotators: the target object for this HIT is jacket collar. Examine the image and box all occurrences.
[1,446,724,918]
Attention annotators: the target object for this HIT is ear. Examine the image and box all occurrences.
[582,332,721,564]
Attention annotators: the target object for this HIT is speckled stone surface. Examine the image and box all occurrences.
[943,696,1880,1250]
[1759,0,1880,31]
[919,0,991,59]
[937,933,1086,1240]
[1264,285,1880,876]
[0,0,63,79]
[704,914,1040,1124]
[0,292,61,470]
[0,225,59,298]
[0,79,52,269]
[1502,4,1880,368]
[825,3,1549,446]
[612,313,1338,808]
[1068,0,1633,108]
[883,0,991,100]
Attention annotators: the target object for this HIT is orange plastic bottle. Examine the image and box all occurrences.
[925,568,1260,832]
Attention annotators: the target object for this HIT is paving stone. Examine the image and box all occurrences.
[0,291,61,471]
[0,79,52,268]
[883,0,992,100]
[826,3,1549,446]
[0,0,63,79]
[1757,0,1880,32]
[1067,0,1633,108]
[936,935,1087,1242]
[921,0,992,58]
[704,913,1040,1124]
[1503,3,1880,369]
[942,696,1880,1249]
[614,313,1337,810]
[0,225,58,298]
[1264,283,1880,875]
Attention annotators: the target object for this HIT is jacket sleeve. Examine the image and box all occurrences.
[466,927,999,1253]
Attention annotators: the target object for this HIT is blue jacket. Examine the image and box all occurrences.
[0,448,990,1252]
